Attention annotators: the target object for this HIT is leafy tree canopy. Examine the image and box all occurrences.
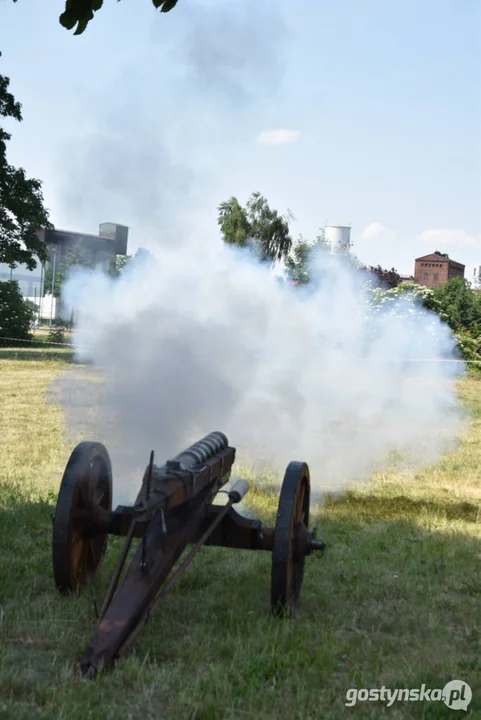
[284,236,314,286]
[0,52,52,270]
[368,265,401,289]
[432,276,481,336]
[53,0,179,36]
[284,233,329,286]
[218,192,293,264]
[284,232,401,290]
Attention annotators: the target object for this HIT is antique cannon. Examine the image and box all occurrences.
[51,431,325,675]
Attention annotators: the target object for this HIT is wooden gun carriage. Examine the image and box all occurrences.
[51,431,325,675]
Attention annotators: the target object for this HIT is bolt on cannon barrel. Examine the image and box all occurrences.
[163,431,229,472]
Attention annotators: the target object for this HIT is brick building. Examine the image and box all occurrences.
[414,251,465,289]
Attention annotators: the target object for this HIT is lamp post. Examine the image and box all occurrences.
[49,246,57,329]
[39,261,44,326]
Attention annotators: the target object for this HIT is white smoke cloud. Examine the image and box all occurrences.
[47,0,466,508]
[54,242,465,507]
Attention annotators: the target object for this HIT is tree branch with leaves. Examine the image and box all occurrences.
[0,52,52,270]
[55,0,179,36]
[218,192,293,264]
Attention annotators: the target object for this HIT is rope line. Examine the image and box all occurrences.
[1,336,481,363]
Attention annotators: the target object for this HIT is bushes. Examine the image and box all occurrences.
[365,280,481,371]
[0,281,71,348]
[47,319,67,344]
[432,279,481,370]
[433,277,481,336]
[455,333,481,373]
[0,280,35,345]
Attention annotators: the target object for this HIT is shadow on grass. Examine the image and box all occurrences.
[0,488,479,719]
[323,491,481,523]
[0,346,76,362]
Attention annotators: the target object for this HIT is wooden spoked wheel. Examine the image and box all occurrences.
[271,461,310,616]
[52,442,112,594]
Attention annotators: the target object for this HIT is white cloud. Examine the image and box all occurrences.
[418,228,481,250]
[256,129,300,145]
[360,222,397,242]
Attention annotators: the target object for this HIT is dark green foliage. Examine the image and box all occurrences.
[218,192,293,264]
[0,52,52,270]
[431,278,481,371]
[0,280,35,344]
[283,236,313,285]
[218,198,251,250]
[285,232,400,290]
[368,265,401,289]
[433,277,481,336]
[58,0,179,35]
[106,254,132,278]
[47,325,66,345]
[284,232,329,285]
[392,283,448,318]
[455,334,481,366]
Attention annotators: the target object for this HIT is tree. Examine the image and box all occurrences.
[133,247,154,263]
[368,265,401,289]
[0,52,52,270]
[43,243,90,298]
[367,282,449,322]
[54,0,179,36]
[107,254,132,278]
[433,276,481,336]
[218,192,293,264]
[217,198,251,250]
[0,280,36,344]
[284,236,314,285]
[284,232,329,285]
[284,230,400,290]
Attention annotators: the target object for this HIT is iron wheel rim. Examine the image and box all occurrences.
[271,461,310,616]
[52,441,112,594]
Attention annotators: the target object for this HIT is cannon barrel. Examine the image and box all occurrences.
[163,431,229,472]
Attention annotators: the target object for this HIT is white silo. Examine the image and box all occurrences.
[323,225,352,254]
[473,266,481,289]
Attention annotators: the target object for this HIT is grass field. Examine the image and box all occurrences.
[0,349,480,719]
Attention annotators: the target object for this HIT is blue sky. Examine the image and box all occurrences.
[1,0,480,278]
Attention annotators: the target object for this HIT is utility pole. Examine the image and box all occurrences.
[39,262,44,326]
[49,246,57,329]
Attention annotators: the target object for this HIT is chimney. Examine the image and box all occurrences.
[99,223,129,255]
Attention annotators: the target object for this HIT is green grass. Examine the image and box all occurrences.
[0,352,480,719]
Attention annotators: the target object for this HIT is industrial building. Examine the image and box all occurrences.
[0,221,129,320]
[414,251,465,289]
[40,222,129,270]
[0,221,129,297]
